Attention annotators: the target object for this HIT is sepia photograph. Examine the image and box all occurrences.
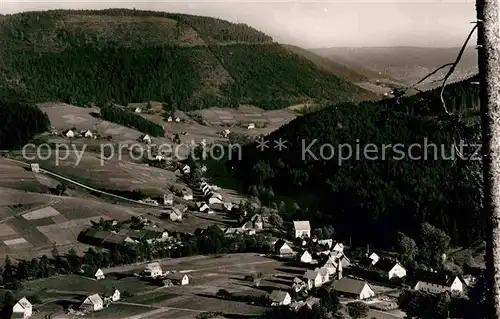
[0,0,494,318]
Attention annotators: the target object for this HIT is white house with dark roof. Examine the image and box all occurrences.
[332,278,375,300]
[414,275,464,294]
[270,290,291,306]
[84,130,93,138]
[293,221,311,238]
[144,262,162,278]
[94,268,105,280]
[65,129,75,138]
[368,252,380,265]
[303,269,324,289]
[80,294,104,312]
[375,259,407,280]
[12,297,32,319]
[166,272,189,285]
[274,239,294,257]
[299,250,313,264]
[142,134,151,144]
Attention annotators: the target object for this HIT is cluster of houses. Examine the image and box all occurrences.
[80,224,170,248]
[58,129,96,139]
[11,288,121,318]
[141,262,190,286]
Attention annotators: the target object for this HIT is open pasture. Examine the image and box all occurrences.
[193,105,296,137]
[0,187,146,260]
[0,161,49,193]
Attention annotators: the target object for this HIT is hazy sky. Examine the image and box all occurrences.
[0,0,477,48]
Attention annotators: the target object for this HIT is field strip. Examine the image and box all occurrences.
[1,158,159,208]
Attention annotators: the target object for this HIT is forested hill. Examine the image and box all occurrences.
[0,9,375,110]
[232,75,483,249]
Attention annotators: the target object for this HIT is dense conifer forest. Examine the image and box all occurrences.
[232,76,483,249]
[0,99,50,149]
[0,9,375,110]
[99,104,165,137]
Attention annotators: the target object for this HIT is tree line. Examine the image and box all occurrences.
[0,99,50,150]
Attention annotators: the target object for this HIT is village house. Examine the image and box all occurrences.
[104,288,120,303]
[182,189,193,201]
[222,129,230,137]
[289,297,320,312]
[200,203,210,212]
[270,290,291,306]
[80,294,104,312]
[169,208,183,221]
[12,297,32,319]
[368,252,380,265]
[83,130,93,138]
[224,202,234,212]
[183,165,191,174]
[247,123,255,129]
[209,193,223,204]
[166,272,189,285]
[321,256,340,276]
[167,116,173,122]
[65,129,75,138]
[303,269,325,289]
[94,268,105,280]
[298,250,313,264]
[175,117,180,122]
[144,262,163,278]
[30,163,40,173]
[135,107,142,113]
[142,134,151,144]
[164,193,174,205]
[293,221,311,238]
[375,259,407,280]
[274,239,294,257]
[414,275,464,294]
[292,277,308,292]
[332,278,375,300]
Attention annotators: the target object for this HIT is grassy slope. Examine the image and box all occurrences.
[0,9,377,110]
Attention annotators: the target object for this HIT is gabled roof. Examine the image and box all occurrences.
[293,221,311,231]
[270,290,289,302]
[332,278,370,295]
[84,294,103,305]
[15,297,31,310]
[375,259,404,272]
[416,274,461,287]
[318,239,333,249]
[166,272,188,281]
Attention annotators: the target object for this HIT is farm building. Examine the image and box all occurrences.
[270,290,291,306]
[166,273,189,285]
[293,221,311,238]
[368,252,380,265]
[94,268,105,280]
[64,129,75,138]
[299,251,313,264]
[143,134,151,144]
[12,297,32,319]
[331,278,374,300]
[274,239,294,257]
[144,262,163,278]
[30,163,40,173]
[169,209,183,221]
[83,130,93,138]
[303,269,326,289]
[414,275,464,294]
[375,259,407,280]
[80,294,104,312]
